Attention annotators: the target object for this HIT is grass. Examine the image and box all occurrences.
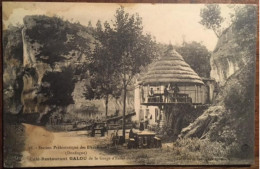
[3,123,25,168]
[94,136,232,165]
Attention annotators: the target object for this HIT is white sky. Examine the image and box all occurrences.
[3,2,243,51]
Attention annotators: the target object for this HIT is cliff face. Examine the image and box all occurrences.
[3,15,134,119]
[180,60,255,159]
[210,26,247,84]
[180,13,256,159]
[3,26,24,114]
[20,15,95,115]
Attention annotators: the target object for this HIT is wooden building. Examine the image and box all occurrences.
[133,47,215,129]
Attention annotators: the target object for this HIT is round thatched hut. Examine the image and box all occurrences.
[142,50,203,86]
[133,46,209,129]
[139,46,205,105]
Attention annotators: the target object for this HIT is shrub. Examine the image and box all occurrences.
[173,138,228,162]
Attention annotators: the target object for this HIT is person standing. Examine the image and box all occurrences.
[139,120,144,131]
[129,128,134,139]
[149,88,154,96]
[164,85,168,103]
[141,86,145,103]
[173,84,180,102]
[148,88,154,102]
[144,116,149,129]
[173,84,180,94]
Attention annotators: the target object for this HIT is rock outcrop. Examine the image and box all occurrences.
[210,26,247,84]
[20,15,95,115]
[3,15,134,120]
[3,26,24,114]
[180,45,255,159]
[180,11,256,158]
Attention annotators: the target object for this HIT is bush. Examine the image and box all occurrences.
[173,138,228,162]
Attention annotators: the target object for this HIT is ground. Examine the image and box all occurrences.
[5,123,254,167]
[19,124,132,167]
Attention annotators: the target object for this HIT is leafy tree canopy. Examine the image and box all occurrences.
[24,15,92,67]
[200,4,224,38]
[176,41,211,78]
[232,5,257,59]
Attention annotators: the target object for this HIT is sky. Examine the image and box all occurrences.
[2,2,242,51]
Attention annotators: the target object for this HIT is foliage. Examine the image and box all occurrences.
[174,138,227,162]
[87,7,159,125]
[199,4,224,38]
[3,25,24,63]
[222,53,255,116]
[3,26,24,114]
[85,20,122,117]
[232,5,257,60]
[180,60,255,159]
[24,15,91,67]
[99,7,158,84]
[103,7,159,139]
[175,41,211,78]
[4,124,25,167]
[38,66,76,106]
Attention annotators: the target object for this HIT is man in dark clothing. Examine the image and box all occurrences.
[173,84,180,94]
[139,121,144,131]
[149,88,154,96]
[129,128,134,138]
[173,84,180,102]
[91,123,96,137]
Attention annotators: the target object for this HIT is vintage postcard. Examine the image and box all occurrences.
[2,2,257,167]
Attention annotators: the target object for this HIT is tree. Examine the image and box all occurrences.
[86,20,122,118]
[175,41,211,78]
[200,4,224,38]
[97,7,158,141]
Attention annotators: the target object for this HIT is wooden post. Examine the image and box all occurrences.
[195,85,197,103]
[159,106,166,128]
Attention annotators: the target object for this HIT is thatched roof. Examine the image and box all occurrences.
[141,46,204,85]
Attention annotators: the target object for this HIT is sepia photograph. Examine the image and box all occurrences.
[2,2,257,167]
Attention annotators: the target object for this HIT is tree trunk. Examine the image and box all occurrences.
[213,28,220,38]
[105,95,109,118]
[122,85,127,143]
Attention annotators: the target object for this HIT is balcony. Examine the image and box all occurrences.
[141,92,192,106]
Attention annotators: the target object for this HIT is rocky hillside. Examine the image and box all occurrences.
[3,26,24,114]
[180,59,255,159]
[180,6,257,160]
[20,15,95,115]
[3,15,134,120]
[179,8,256,159]
[210,26,248,84]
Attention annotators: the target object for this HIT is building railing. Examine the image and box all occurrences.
[142,93,192,104]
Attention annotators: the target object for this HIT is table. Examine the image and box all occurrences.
[131,130,157,148]
[148,94,162,103]
[91,128,105,137]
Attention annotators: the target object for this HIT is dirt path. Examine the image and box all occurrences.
[20,123,132,167]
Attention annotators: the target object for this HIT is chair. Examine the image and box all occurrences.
[127,138,136,149]
[154,137,162,148]
[138,136,143,148]
[143,136,148,148]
